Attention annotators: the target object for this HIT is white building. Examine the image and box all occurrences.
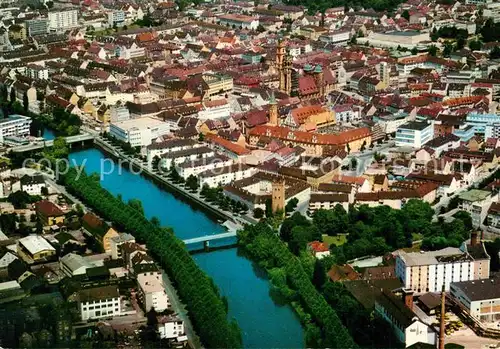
[218,14,259,30]
[26,64,48,80]
[395,121,434,148]
[109,105,130,123]
[110,233,135,260]
[19,174,45,196]
[0,114,32,143]
[146,139,200,165]
[110,117,170,147]
[78,285,121,321]
[198,164,256,188]
[450,279,500,323]
[375,290,437,348]
[176,155,233,179]
[158,315,188,342]
[457,189,498,228]
[137,273,170,312]
[108,10,125,27]
[318,30,350,46]
[395,242,490,293]
[48,10,78,31]
[160,146,215,170]
[60,253,94,277]
[197,100,231,120]
[0,251,18,269]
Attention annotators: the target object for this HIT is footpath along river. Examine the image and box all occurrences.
[68,148,304,348]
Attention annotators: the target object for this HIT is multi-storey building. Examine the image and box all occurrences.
[26,64,49,80]
[0,115,32,143]
[78,285,121,321]
[108,10,125,27]
[48,10,78,31]
[395,237,490,293]
[137,274,170,312]
[109,117,170,147]
[450,278,500,323]
[395,121,434,148]
[25,19,49,36]
[457,189,498,228]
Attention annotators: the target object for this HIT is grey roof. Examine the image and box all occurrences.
[451,279,500,301]
[78,285,119,303]
[60,253,93,272]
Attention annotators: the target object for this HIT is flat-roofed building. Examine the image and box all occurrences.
[0,114,32,143]
[395,238,490,293]
[450,278,500,323]
[137,273,170,312]
[395,121,434,148]
[109,117,170,147]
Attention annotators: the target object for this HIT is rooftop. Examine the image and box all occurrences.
[19,235,55,255]
[458,189,491,202]
[451,279,500,301]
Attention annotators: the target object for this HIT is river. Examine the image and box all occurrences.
[69,148,304,349]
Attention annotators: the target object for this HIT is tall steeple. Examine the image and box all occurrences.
[268,90,278,126]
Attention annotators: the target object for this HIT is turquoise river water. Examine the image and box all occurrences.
[68,148,304,348]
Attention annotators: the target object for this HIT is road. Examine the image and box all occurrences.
[43,175,88,211]
[161,270,201,349]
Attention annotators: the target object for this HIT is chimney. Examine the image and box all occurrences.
[471,231,479,246]
[402,289,414,311]
[439,285,446,349]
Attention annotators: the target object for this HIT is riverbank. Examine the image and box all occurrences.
[69,148,305,348]
[93,137,258,226]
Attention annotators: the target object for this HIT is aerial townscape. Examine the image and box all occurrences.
[1,0,500,348]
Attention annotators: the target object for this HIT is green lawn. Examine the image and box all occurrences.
[322,234,348,247]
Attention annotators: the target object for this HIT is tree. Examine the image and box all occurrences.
[469,40,482,51]
[151,216,161,228]
[456,36,466,50]
[411,47,418,55]
[7,191,33,209]
[490,46,500,59]
[253,207,264,219]
[265,198,273,218]
[280,212,310,242]
[285,197,298,213]
[46,0,53,8]
[401,10,410,21]
[428,45,438,56]
[9,87,15,104]
[257,24,266,33]
[128,198,145,215]
[312,259,326,289]
[23,92,29,112]
[198,133,205,142]
[41,186,49,196]
[443,41,454,57]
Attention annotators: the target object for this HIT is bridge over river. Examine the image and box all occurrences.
[11,133,95,153]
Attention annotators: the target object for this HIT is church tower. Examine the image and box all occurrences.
[272,178,286,215]
[268,91,278,126]
[313,64,324,98]
[277,39,292,95]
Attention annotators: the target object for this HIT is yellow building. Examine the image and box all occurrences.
[249,125,371,156]
[9,24,27,41]
[283,105,335,131]
[18,235,56,263]
[82,213,119,252]
[202,73,233,99]
[35,200,65,226]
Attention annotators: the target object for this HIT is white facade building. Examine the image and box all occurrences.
[177,156,233,179]
[450,279,500,323]
[26,64,48,80]
[395,244,490,293]
[19,174,45,196]
[395,121,434,148]
[160,146,215,170]
[137,273,170,312]
[198,164,256,188]
[110,117,170,147]
[457,190,498,228]
[79,285,121,321]
[146,139,200,165]
[48,10,78,31]
[0,114,32,143]
[158,316,188,342]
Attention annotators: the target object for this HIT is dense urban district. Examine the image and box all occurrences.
[0,0,500,348]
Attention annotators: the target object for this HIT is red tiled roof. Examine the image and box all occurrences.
[308,241,329,252]
[35,200,64,217]
[206,133,250,156]
[249,125,371,146]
